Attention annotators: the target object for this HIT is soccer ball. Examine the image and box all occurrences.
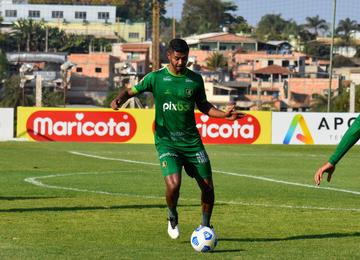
[190,226,218,252]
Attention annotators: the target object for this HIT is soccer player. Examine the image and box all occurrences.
[111,38,244,239]
[314,115,360,185]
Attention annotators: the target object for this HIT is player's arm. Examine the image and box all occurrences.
[314,115,360,185]
[111,87,137,110]
[197,101,245,120]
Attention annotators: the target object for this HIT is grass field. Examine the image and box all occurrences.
[1,141,360,259]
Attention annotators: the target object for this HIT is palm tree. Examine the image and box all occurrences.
[0,75,34,107]
[336,18,359,47]
[206,52,228,71]
[10,19,45,52]
[304,15,328,36]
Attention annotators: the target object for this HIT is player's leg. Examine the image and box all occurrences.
[184,149,214,227]
[157,145,183,239]
[195,176,214,227]
[165,173,181,225]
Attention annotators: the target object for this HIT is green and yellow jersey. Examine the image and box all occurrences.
[132,66,207,148]
[329,115,360,165]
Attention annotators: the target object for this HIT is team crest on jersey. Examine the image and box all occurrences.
[185,88,193,97]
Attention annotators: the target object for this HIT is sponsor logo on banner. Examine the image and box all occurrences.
[26,110,137,142]
[195,113,261,144]
[283,114,314,144]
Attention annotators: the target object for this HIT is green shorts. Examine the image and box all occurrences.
[156,144,212,180]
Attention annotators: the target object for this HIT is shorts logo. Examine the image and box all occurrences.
[162,160,168,168]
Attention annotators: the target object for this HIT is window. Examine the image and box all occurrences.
[5,10,17,17]
[95,67,102,73]
[200,45,210,51]
[219,45,227,50]
[28,10,40,18]
[75,12,86,20]
[98,12,109,20]
[128,32,139,39]
[76,67,83,73]
[268,60,274,66]
[282,60,289,67]
[52,11,64,19]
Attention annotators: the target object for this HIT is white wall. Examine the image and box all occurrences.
[272,112,360,145]
[0,108,14,140]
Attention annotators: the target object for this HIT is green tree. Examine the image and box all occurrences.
[304,15,329,36]
[255,14,298,41]
[42,89,64,107]
[116,0,168,23]
[336,18,358,47]
[206,52,227,71]
[0,75,34,107]
[0,52,9,82]
[10,19,46,52]
[180,0,238,36]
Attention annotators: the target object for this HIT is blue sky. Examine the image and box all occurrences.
[165,0,360,26]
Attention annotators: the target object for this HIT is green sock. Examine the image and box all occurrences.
[201,212,210,227]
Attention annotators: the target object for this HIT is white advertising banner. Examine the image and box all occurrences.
[272,112,360,145]
[0,108,14,140]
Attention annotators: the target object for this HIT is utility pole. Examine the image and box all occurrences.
[349,82,356,113]
[327,0,337,112]
[152,0,160,71]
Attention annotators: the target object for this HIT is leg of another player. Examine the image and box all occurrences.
[165,173,181,239]
[196,177,214,227]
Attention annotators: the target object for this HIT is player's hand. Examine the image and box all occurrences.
[314,162,335,186]
[111,98,120,110]
[224,103,246,120]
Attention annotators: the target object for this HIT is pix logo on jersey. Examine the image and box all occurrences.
[283,114,314,144]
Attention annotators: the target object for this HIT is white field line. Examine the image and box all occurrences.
[69,151,360,196]
[24,171,360,212]
[22,150,360,213]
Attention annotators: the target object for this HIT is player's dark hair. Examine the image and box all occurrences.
[168,38,189,53]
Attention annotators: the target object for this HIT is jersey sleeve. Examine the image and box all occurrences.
[132,72,154,94]
[195,74,207,106]
[328,115,360,165]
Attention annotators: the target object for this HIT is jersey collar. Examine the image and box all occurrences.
[166,65,188,77]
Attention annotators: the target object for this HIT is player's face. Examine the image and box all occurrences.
[167,50,188,74]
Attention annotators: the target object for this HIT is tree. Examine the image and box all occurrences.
[0,75,34,108]
[304,15,329,36]
[180,0,238,36]
[10,19,46,52]
[116,0,168,23]
[255,14,298,41]
[206,52,227,71]
[336,18,359,47]
[0,52,9,82]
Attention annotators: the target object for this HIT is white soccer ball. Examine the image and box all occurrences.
[190,226,218,252]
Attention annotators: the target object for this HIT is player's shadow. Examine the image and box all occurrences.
[0,196,58,200]
[220,232,360,242]
[0,203,199,213]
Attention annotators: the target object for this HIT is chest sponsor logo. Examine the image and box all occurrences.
[26,111,137,142]
[162,101,191,112]
[196,114,261,144]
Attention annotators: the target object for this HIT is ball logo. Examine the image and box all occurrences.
[195,113,260,144]
[26,110,137,142]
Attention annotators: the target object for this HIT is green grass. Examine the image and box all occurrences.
[1,141,360,259]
